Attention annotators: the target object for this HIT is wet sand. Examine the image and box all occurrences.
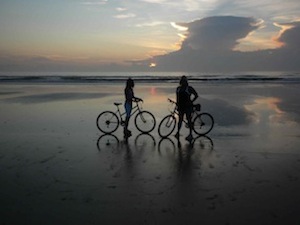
[1,81,300,224]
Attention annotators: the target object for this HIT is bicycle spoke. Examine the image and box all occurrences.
[193,113,214,135]
[158,115,176,137]
[97,111,119,134]
[135,111,156,133]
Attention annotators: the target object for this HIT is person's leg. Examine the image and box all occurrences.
[175,110,184,138]
[124,116,130,131]
[124,103,132,136]
[186,108,193,141]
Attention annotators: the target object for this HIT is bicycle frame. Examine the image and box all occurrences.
[113,101,143,125]
[97,99,156,134]
[158,98,213,137]
[168,98,200,126]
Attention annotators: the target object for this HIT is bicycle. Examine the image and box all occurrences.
[96,99,156,134]
[158,98,214,138]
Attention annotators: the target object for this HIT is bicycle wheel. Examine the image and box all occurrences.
[158,115,176,138]
[135,111,156,133]
[96,111,119,134]
[193,113,214,136]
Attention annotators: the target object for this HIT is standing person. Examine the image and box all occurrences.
[175,76,198,141]
[124,78,142,138]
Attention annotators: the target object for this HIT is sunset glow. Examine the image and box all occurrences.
[0,0,300,71]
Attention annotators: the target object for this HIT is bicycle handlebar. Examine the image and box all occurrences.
[168,98,176,104]
[134,98,143,103]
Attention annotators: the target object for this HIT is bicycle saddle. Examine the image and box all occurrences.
[114,102,122,106]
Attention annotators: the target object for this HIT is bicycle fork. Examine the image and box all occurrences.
[139,113,147,123]
[166,116,175,128]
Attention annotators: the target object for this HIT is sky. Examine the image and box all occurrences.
[0,0,300,72]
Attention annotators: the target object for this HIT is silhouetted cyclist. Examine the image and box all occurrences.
[124,78,142,138]
[175,76,198,141]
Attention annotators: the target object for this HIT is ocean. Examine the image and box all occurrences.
[1,71,300,84]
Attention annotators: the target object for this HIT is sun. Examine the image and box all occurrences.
[149,63,156,68]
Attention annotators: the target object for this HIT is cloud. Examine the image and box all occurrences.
[150,16,300,71]
[276,21,300,49]
[139,0,214,12]
[179,16,261,51]
[81,0,107,5]
[1,14,299,72]
[136,21,166,28]
[140,0,167,3]
[116,7,127,12]
[114,13,136,19]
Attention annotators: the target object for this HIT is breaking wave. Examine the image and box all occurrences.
[1,72,300,84]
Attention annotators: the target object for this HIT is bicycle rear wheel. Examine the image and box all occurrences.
[135,111,156,133]
[96,111,119,134]
[158,115,176,138]
[193,113,214,136]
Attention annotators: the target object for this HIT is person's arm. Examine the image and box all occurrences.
[190,86,198,103]
[133,97,143,102]
[132,91,142,102]
[176,87,179,106]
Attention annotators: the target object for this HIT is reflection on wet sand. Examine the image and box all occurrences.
[245,97,284,124]
[97,133,157,152]
[97,134,214,153]
[2,82,300,224]
[97,134,120,152]
[158,135,214,152]
[97,133,215,178]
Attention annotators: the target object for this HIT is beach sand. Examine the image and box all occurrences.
[1,81,300,224]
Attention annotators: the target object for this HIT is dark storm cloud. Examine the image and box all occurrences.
[151,16,300,72]
[179,16,260,52]
[277,21,300,49]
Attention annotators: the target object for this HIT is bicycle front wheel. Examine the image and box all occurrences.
[96,111,119,134]
[158,115,176,138]
[135,111,156,133]
[193,113,214,136]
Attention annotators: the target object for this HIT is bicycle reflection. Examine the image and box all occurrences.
[190,135,214,151]
[97,133,214,164]
[96,134,119,152]
[158,135,214,153]
[97,133,213,153]
[96,133,156,152]
[134,133,156,151]
[158,135,215,178]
